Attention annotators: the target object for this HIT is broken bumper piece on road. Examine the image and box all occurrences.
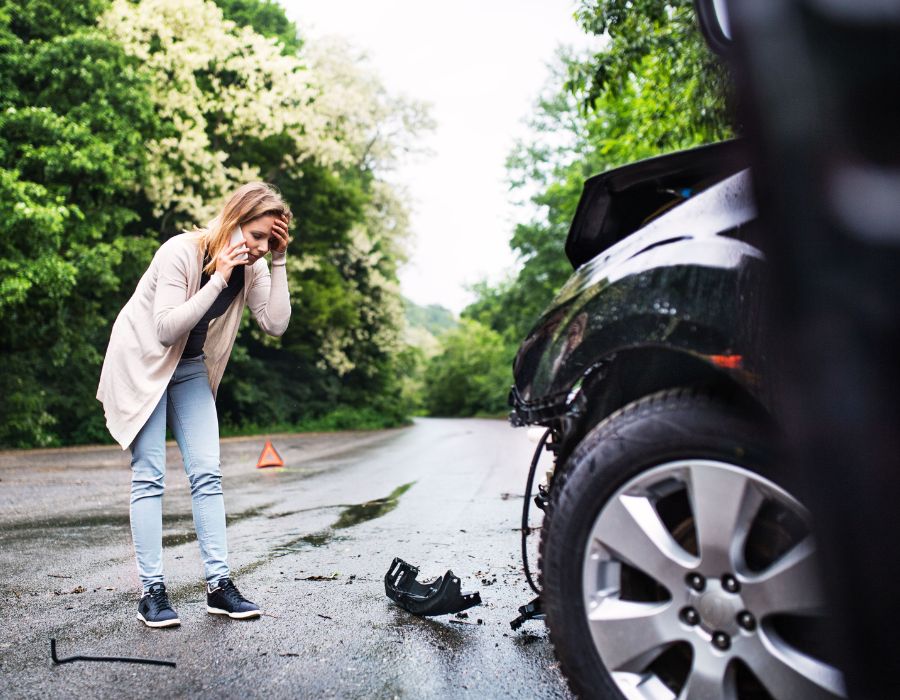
[384,557,481,616]
[509,595,544,630]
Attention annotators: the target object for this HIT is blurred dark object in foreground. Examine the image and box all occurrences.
[728,1,900,697]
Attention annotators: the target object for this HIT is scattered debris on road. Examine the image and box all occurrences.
[50,639,176,668]
[294,573,340,581]
[384,557,481,616]
[510,596,544,631]
[518,632,541,646]
[52,586,85,596]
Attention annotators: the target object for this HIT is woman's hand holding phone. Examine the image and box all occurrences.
[217,234,249,283]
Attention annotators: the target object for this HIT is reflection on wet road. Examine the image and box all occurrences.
[333,482,416,530]
[0,418,569,698]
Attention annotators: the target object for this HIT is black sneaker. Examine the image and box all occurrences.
[137,583,180,628]
[206,578,260,619]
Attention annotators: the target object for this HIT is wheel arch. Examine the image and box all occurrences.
[556,346,771,466]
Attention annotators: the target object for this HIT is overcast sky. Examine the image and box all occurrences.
[282,1,597,314]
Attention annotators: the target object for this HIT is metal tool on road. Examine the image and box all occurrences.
[50,638,176,668]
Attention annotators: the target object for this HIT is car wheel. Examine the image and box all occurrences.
[539,388,845,699]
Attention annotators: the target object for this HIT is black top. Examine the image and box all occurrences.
[181,262,245,359]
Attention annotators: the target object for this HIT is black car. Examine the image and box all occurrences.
[509,139,845,698]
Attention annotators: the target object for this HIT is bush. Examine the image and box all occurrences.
[219,404,410,438]
[423,319,513,417]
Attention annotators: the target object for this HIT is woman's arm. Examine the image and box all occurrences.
[153,252,227,347]
[152,236,250,347]
[246,252,291,337]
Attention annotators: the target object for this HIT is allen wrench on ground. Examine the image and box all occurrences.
[50,638,176,668]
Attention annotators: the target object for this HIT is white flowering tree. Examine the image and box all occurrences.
[101,0,352,226]
[0,0,432,446]
[98,0,433,425]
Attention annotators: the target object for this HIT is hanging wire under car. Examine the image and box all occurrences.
[511,428,553,630]
[521,428,552,596]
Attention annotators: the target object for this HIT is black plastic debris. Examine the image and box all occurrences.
[50,638,176,668]
[384,557,481,616]
[510,596,544,630]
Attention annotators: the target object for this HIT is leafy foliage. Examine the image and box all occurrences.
[401,298,458,414]
[0,0,160,446]
[423,320,512,417]
[101,0,344,228]
[215,0,303,55]
[404,298,457,338]
[431,1,733,416]
[0,0,429,447]
[468,8,732,346]
[569,0,730,133]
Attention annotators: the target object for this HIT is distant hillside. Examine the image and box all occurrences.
[403,298,457,357]
[403,298,457,337]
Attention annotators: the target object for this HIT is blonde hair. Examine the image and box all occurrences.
[199,182,293,274]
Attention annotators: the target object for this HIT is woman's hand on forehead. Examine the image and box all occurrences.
[269,213,291,254]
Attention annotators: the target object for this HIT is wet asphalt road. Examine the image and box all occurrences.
[0,418,571,699]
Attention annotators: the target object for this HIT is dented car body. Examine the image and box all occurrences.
[511,140,767,447]
[507,138,846,698]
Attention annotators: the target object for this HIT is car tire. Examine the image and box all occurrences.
[539,387,844,699]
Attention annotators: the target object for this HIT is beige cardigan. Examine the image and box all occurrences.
[96,231,290,449]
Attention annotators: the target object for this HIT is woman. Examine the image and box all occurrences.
[97,182,292,628]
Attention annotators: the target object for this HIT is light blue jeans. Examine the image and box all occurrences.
[129,355,229,591]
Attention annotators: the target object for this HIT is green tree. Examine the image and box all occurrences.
[426,3,734,418]
[403,298,457,338]
[423,320,512,417]
[214,0,302,55]
[468,14,731,345]
[0,0,160,446]
[100,0,432,434]
[569,0,729,133]
[102,0,428,436]
[0,0,430,447]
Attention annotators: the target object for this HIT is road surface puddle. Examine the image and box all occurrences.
[166,485,416,555]
[272,482,416,554]
[333,482,415,529]
[160,503,275,548]
[298,531,333,547]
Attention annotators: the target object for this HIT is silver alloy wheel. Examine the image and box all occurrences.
[582,459,846,700]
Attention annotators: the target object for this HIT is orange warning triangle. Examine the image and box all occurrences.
[256,440,284,468]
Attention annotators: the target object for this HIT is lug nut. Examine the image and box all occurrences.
[680,607,700,626]
[712,631,731,651]
[737,611,756,631]
[721,574,741,593]
[686,573,706,592]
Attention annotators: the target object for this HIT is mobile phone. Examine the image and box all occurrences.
[230,226,249,261]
